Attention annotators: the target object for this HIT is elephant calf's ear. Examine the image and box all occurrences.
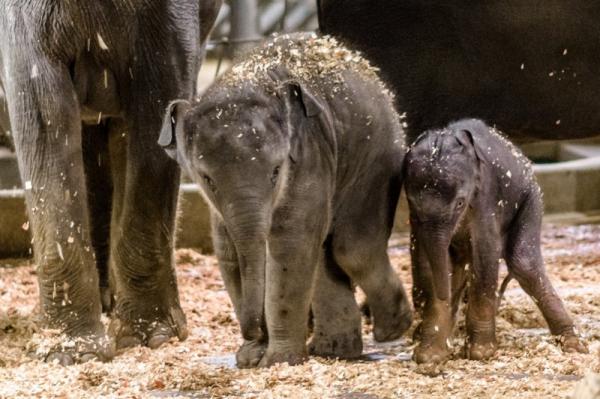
[457,128,487,165]
[159,100,190,162]
[288,82,323,118]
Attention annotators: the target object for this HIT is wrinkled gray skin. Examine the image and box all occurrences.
[0,0,221,364]
[404,119,589,364]
[160,38,412,368]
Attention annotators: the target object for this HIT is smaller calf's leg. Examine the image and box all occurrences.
[449,239,471,324]
[410,228,453,364]
[465,229,502,361]
[506,199,587,354]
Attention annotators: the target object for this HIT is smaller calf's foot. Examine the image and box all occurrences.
[466,341,497,361]
[466,318,497,361]
[413,340,452,364]
[413,309,454,364]
[559,333,588,354]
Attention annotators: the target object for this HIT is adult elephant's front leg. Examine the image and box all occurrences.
[3,53,113,364]
[108,106,186,350]
[259,201,327,367]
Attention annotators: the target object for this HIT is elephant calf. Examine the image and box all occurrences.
[160,33,412,367]
[404,119,588,364]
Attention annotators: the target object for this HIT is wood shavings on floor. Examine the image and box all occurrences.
[0,224,599,398]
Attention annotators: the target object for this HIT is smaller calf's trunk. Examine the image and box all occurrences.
[417,227,453,302]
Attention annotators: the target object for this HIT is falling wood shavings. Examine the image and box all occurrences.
[96,33,109,51]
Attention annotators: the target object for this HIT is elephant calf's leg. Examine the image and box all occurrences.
[309,247,362,359]
[259,198,328,367]
[449,240,471,323]
[333,234,412,343]
[333,178,412,343]
[465,239,501,361]
[506,202,587,354]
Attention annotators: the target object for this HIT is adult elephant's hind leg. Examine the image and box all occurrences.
[309,242,362,359]
[4,52,113,364]
[108,112,186,349]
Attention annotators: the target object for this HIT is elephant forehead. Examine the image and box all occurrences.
[189,127,288,165]
[189,117,284,152]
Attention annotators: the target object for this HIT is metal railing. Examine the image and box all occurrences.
[207,0,318,57]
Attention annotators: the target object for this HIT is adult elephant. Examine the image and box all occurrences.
[318,0,600,142]
[0,0,221,364]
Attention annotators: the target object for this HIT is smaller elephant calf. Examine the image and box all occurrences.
[159,33,412,367]
[404,119,588,364]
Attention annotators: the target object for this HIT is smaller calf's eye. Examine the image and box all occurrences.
[203,175,217,192]
[271,166,281,186]
[456,198,466,208]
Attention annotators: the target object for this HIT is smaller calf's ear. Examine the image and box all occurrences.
[456,128,487,164]
[159,100,190,162]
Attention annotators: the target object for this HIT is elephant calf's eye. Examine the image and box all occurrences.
[271,166,281,186]
[203,174,217,192]
[456,198,466,209]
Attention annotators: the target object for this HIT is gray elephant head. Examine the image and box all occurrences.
[404,126,486,231]
[158,77,326,343]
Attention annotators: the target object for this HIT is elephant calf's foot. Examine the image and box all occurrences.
[466,340,497,361]
[413,315,453,364]
[466,318,497,360]
[308,328,363,359]
[258,348,307,368]
[373,305,413,342]
[110,304,188,350]
[236,340,267,368]
[558,333,588,354]
[413,340,452,364]
[42,329,115,366]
